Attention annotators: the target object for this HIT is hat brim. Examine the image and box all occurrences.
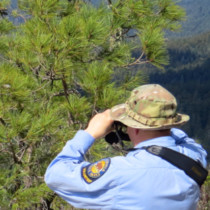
[110,104,190,130]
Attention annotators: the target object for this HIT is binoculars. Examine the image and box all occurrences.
[105,122,130,145]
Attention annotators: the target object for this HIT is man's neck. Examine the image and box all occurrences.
[132,129,171,147]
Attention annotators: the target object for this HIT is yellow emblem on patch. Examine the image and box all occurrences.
[81,158,110,184]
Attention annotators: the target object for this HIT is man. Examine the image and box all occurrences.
[45,84,207,210]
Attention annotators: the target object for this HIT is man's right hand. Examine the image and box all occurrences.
[85,109,114,139]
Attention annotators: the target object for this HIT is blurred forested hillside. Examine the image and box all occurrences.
[149,32,210,159]
[171,0,210,37]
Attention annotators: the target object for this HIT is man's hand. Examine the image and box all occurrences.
[85,109,114,139]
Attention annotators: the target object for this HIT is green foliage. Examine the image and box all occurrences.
[63,94,91,123]
[11,184,54,209]
[0,18,14,34]
[0,0,185,209]
[140,25,169,68]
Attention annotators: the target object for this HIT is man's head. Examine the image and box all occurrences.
[110,84,189,131]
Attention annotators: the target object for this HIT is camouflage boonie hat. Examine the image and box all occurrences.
[110,84,189,130]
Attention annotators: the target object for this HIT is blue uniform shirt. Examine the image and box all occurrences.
[45,128,207,210]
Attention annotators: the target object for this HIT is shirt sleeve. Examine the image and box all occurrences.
[171,128,207,168]
[44,130,119,209]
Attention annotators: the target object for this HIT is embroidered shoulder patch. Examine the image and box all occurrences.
[82,158,111,184]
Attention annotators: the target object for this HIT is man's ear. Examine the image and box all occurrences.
[135,129,139,135]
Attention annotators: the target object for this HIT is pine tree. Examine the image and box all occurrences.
[0,0,185,209]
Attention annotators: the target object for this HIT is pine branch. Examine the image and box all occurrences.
[43,193,56,210]
[122,51,149,67]
[12,12,27,22]
[30,65,41,78]
[42,76,62,81]
[61,78,70,103]
[107,0,119,15]
[17,147,26,163]
[9,141,22,164]
[107,0,112,6]
[32,81,51,93]
[62,77,75,125]
[0,8,7,17]
[52,89,79,97]
[0,117,6,126]
[0,55,10,62]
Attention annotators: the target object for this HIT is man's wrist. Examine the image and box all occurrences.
[84,128,97,139]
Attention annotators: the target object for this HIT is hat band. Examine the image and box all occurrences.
[125,106,180,127]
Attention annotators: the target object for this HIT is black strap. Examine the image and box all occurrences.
[142,145,208,187]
